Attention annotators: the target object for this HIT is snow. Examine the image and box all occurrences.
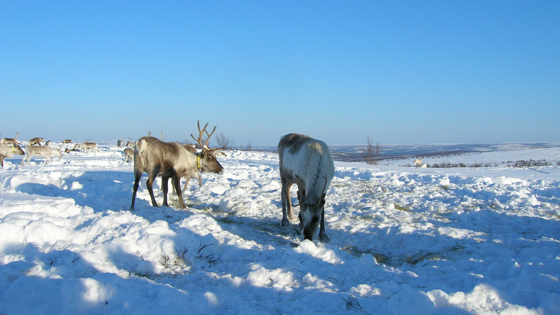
[1,143,559,314]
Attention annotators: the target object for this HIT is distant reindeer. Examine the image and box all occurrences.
[183,143,197,154]
[21,145,62,165]
[117,140,124,149]
[414,158,427,168]
[130,121,224,210]
[28,137,45,146]
[123,147,134,163]
[278,133,335,242]
[65,144,81,153]
[1,132,19,145]
[62,139,72,144]
[79,142,99,152]
[0,142,25,167]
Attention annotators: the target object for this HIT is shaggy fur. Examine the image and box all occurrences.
[278,133,335,242]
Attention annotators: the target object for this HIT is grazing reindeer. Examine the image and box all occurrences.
[130,121,224,210]
[79,142,99,152]
[28,137,45,146]
[1,132,19,145]
[65,143,81,153]
[123,147,134,163]
[0,142,25,167]
[278,133,335,242]
[21,145,63,165]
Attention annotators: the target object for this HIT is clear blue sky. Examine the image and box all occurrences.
[1,1,559,146]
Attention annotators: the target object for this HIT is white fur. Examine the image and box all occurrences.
[79,142,99,152]
[21,146,63,165]
[278,134,335,242]
[123,148,134,162]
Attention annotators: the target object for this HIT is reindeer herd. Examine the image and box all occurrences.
[0,132,100,167]
[1,124,336,242]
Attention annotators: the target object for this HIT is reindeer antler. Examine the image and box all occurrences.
[191,121,217,150]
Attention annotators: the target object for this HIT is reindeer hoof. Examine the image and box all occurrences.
[319,233,330,243]
[286,212,296,221]
[281,217,290,227]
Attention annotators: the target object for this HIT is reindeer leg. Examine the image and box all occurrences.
[318,206,330,243]
[130,171,142,210]
[172,175,186,209]
[161,176,170,207]
[182,177,190,192]
[281,178,294,226]
[145,166,160,207]
[146,177,159,207]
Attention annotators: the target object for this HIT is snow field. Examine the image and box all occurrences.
[0,144,559,314]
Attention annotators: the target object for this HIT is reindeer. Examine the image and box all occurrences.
[28,137,45,146]
[117,140,124,149]
[414,158,427,168]
[62,139,72,144]
[65,143,81,153]
[79,142,99,152]
[123,147,134,163]
[183,143,197,154]
[130,121,224,210]
[21,145,62,165]
[278,133,335,242]
[1,132,19,145]
[0,142,25,167]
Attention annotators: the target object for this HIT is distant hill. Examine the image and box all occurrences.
[329,143,560,162]
[225,143,560,163]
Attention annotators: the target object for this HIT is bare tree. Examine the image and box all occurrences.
[246,142,252,151]
[362,136,380,165]
[216,132,234,150]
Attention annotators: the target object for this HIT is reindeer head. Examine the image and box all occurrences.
[296,176,328,241]
[298,194,326,241]
[191,121,224,175]
[12,142,25,155]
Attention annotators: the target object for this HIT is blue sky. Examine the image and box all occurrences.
[1,1,558,146]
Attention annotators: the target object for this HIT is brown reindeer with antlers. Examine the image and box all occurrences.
[130,121,224,210]
[180,122,227,191]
